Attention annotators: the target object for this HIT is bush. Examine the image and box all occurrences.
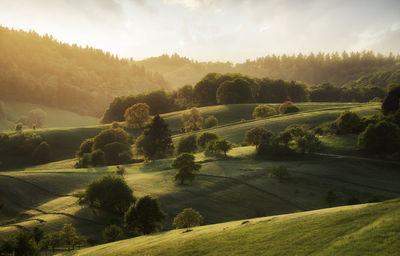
[334,111,362,134]
[269,165,291,182]
[90,150,106,167]
[295,133,321,153]
[279,101,299,114]
[104,142,132,165]
[77,138,93,157]
[176,135,198,155]
[252,105,277,119]
[171,153,201,185]
[84,175,135,214]
[243,127,273,146]
[15,123,23,132]
[203,115,218,128]
[124,196,166,235]
[93,128,131,151]
[32,141,51,164]
[173,208,203,229]
[103,225,124,243]
[358,120,400,156]
[198,132,218,149]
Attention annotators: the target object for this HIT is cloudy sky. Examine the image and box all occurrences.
[1,0,399,62]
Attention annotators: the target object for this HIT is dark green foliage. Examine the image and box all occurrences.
[103,225,124,243]
[93,128,130,151]
[174,84,194,109]
[171,153,201,185]
[326,190,337,205]
[279,101,299,114]
[84,175,135,214]
[32,141,51,164]
[252,105,277,119]
[310,83,341,102]
[176,135,198,154]
[295,133,321,153]
[213,139,232,156]
[216,78,252,104]
[124,196,166,235]
[198,132,219,149]
[257,78,309,103]
[135,115,174,160]
[77,138,94,157]
[358,120,400,156]
[269,165,291,183]
[102,90,173,123]
[90,150,106,167]
[334,111,362,134]
[244,127,273,147]
[203,115,218,128]
[0,231,39,256]
[0,26,167,117]
[193,73,220,106]
[104,142,132,165]
[382,85,400,115]
[173,208,203,229]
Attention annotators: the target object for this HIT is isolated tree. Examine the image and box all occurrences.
[171,153,201,185]
[84,175,135,214]
[279,101,299,114]
[27,108,47,128]
[173,208,203,229]
[103,225,124,243]
[252,105,277,119]
[124,196,166,235]
[358,120,400,156]
[59,224,79,251]
[214,139,232,156]
[198,132,219,149]
[203,115,218,128]
[181,108,203,132]
[135,115,174,160]
[124,103,151,129]
[244,127,273,147]
[176,135,198,154]
[334,111,362,134]
[269,165,291,183]
[32,141,51,164]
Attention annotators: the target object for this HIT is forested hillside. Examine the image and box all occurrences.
[137,52,400,88]
[0,26,168,117]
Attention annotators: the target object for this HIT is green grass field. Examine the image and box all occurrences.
[0,101,99,130]
[64,198,400,256]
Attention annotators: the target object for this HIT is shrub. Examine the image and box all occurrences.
[15,123,23,132]
[334,111,362,134]
[176,135,198,154]
[93,128,130,151]
[279,101,299,114]
[32,141,51,164]
[77,138,94,157]
[243,127,273,146]
[295,133,321,153]
[90,150,106,167]
[124,196,166,235]
[173,208,203,229]
[104,142,132,165]
[203,115,218,128]
[103,225,124,243]
[269,165,291,182]
[84,175,135,214]
[198,132,218,149]
[252,105,277,119]
[171,153,201,185]
[358,120,400,156]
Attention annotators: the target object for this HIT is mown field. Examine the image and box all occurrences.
[65,198,400,256]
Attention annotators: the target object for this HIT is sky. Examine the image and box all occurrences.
[0,0,400,62]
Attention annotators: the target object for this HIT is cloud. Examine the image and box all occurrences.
[163,0,219,10]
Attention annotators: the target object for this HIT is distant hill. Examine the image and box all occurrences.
[345,68,400,89]
[0,26,168,117]
[136,52,400,88]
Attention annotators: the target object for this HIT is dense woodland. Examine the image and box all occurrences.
[137,52,400,88]
[0,26,168,116]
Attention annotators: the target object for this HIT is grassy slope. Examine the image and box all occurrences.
[66,199,400,256]
[0,101,99,130]
[2,146,400,240]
